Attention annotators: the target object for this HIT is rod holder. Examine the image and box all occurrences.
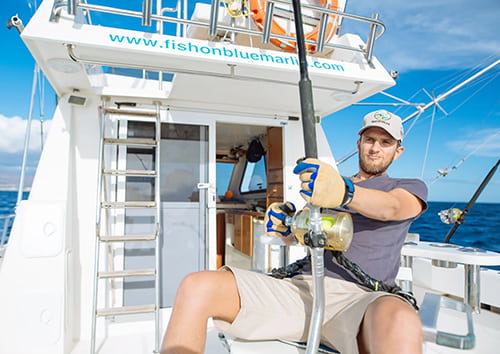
[67,0,77,16]
[142,0,153,26]
[262,1,275,44]
[209,0,220,37]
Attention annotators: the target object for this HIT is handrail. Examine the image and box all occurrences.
[66,44,363,94]
[0,214,15,248]
[54,0,386,63]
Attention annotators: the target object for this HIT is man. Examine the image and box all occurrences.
[161,110,428,354]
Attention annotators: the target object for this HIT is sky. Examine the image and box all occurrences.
[0,0,499,203]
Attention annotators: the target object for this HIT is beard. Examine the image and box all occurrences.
[358,151,396,176]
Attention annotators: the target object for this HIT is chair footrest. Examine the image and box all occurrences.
[419,293,475,349]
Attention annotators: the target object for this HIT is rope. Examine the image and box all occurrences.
[420,102,437,180]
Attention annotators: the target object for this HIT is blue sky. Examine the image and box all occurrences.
[0,0,499,203]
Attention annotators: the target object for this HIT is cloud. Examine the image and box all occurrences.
[0,114,50,154]
[446,128,500,157]
[343,0,500,71]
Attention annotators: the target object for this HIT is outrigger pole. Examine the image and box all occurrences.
[444,159,500,243]
[290,1,326,352]
[336,59,500,165]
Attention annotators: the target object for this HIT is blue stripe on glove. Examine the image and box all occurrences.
[293,160,320,198]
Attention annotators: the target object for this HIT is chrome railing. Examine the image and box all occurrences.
[53,0,385,64]
[0,214,15,249]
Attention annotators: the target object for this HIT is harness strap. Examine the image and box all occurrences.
[270,253,419,310]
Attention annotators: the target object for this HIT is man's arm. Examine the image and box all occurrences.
[348,186,425,221]
[293,158,426,221]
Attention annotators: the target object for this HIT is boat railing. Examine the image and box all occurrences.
[52,0,386,64]
[0,214,15,251]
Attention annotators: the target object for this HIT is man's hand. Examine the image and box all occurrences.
[264,202,296,237]
[293,158,348,208]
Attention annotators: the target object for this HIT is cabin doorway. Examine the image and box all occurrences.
[123,121,209,308]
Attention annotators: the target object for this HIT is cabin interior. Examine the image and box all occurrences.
[113,112,292,308]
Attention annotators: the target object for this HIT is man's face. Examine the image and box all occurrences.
[357,127,404,176]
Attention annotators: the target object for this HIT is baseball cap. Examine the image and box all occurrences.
[358,110,404,141]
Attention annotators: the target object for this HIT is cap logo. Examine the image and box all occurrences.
[374,111,391,121]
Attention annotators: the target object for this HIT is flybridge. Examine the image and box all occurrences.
[20,0,395,117]
[108,34,345,71]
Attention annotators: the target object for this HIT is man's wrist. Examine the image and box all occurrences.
[341,177,355,206]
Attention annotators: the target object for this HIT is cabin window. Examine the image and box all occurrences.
[240,157,267,194]
[216,161,236,199]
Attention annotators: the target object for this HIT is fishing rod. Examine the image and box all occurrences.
[443,158,500,243]
[290,0,324,352]
[336,59,500,165]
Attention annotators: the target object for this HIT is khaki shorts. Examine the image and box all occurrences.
[214,266,406,354]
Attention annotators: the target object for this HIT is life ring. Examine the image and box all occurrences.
[250,0,339,53]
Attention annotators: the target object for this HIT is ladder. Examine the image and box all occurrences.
[91,101,162,353]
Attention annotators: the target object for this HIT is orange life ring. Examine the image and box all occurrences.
[250,0,339,53]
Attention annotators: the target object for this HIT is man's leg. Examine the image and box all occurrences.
[161,270,240,354]
[357,296,422,354]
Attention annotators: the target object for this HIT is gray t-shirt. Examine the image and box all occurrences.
[304,174,428,287]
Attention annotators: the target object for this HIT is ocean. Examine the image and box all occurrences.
[1,190,499,253]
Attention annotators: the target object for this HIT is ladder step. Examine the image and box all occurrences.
[98,269,155,279]
[104,138,156,147]
[96,304,156,317]
[101,201,156,208]
[104,108,158,117]
[99,234,157,242]
[103,169,156,177]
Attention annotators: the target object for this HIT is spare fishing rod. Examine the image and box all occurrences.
[443,158,500,243]
[289,0,324,353]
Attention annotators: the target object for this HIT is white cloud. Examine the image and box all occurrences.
[0,114,50,154]
[343,0,500,71]
[446,128,500,157]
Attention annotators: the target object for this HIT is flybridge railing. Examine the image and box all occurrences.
[54,0,385,64]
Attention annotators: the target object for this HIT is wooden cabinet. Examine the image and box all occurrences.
[216,213,226,268]
[225,211,261,257]
[233,214,254,257]
[266,127,284,206]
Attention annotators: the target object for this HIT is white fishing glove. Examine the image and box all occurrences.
[293,158,353,208]
[264,202,296,238]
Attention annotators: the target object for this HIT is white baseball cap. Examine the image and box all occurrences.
[358,110,404,141]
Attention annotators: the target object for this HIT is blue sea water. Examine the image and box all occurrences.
[1,190,499,253]
[409,201,500,254]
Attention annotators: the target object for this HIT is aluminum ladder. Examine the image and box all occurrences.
[91,101,162,353]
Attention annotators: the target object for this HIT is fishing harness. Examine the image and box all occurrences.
[270,252,419,310]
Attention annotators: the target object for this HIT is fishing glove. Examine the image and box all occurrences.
[264,202,296,237]
[293,158,352,208]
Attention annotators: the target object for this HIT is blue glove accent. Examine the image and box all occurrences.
[266,209,291,237]
[293,160,320,198]
[266,203,295,237]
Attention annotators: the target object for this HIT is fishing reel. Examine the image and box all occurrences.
[438,208,463,224]
[284,207,353,252]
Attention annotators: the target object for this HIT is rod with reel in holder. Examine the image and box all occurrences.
[290,0,326,352]
[443,159,500,243]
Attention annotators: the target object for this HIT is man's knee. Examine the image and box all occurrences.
[174,270,240,322]
[368,295,422,332]
[176,271,238,307]
[176,271,217,302]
